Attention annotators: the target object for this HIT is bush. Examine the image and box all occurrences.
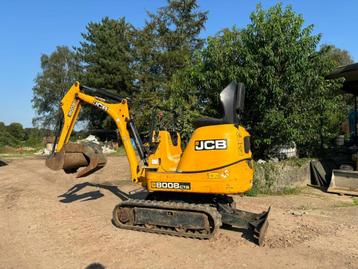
[245,159,310,196]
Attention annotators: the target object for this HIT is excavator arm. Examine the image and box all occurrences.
[46,82,144,182]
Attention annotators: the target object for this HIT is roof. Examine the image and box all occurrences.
[326,63,358,80]
[326,63,358,95]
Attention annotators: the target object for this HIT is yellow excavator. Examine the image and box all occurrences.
[46,81,270,245]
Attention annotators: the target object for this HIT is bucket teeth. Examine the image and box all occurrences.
[46,142,107,177]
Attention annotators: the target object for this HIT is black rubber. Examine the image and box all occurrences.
[112,199,222,239]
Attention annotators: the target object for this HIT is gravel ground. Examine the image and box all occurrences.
[0,156,357,269]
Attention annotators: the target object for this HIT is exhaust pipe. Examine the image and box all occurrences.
[46,142,107,178]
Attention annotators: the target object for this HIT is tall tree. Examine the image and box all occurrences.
[133,0,208,131]
[7,123,25,141]
[32,46,80,128]
[76,17,135,129]
[306,45,353,153]
[239,4,322,157]
[167,28,244,141]
[319,44,353,67]
[176,4,350,157]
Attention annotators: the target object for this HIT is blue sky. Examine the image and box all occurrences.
[0,0,357,127]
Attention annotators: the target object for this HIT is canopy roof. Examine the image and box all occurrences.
[326,63,358,95]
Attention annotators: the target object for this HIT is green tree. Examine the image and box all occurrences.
[0,122,13,147]
[239,4,323,157]
[7,123,25,141]
[0,132,17,148]
[304,45,353,154]
[0,122,24,147]
[23,127,48,147]
[133,0,208,132]
[319,44,353,67]
[76,17,135,129]
[176,4,348,157]
[32,46,80,128]
[0,122,5,132]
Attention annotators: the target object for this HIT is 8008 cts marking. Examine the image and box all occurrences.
[151,182,191,190]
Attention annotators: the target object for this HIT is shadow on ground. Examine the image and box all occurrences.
[0,159,8,166]
[59,182,261,246]
[58,182,148,203]
[221,224,257,244]
[85,263,106,269]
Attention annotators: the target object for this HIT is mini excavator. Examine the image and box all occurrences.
[46,81,270,246]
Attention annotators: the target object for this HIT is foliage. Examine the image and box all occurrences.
[280,157,311,167]
[76,17,136,129]
[7,123,26,141]
[245,159,309,196]
[30,2,354,158]
[32,46,81,128]
[300,45,351,155]
[23,128,49,147]
[133,0,208,133]
[0,122,48,148]
[175,4,352,157]
[319,44,353,67]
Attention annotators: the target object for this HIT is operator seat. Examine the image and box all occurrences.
[193,81,245,128]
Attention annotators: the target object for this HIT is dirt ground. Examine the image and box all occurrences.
[0,156,357,269]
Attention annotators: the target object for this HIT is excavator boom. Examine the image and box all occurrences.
[46,82,142,181]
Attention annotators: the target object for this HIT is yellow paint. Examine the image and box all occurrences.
[146,159,253,194]
[55,82,254,195]
[55,82,140,182]
[208,172,220,179]
[147,131,182,172]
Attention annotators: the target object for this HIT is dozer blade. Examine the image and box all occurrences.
[327,169,358,196]
[220,206,271,246]
[248,207,271,246]
[46,142,106,178]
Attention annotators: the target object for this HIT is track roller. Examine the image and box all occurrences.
[113,199,222,239]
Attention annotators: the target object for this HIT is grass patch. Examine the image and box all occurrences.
[281,157,311,167]
[245,183,302,197]
[245,184,259,197]
[334,198,358,208]
[281,186,302,195]
[245,158,309,197]
[333,202,355,208]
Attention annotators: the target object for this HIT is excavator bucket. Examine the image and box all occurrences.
[46,142,106,178]
[328,169,358,196]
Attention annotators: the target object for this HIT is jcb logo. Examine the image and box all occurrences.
[67,100,77,117]
[195,139,227,151]
[93,101,108,111]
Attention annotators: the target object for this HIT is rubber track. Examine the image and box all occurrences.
[112,199,222,239]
